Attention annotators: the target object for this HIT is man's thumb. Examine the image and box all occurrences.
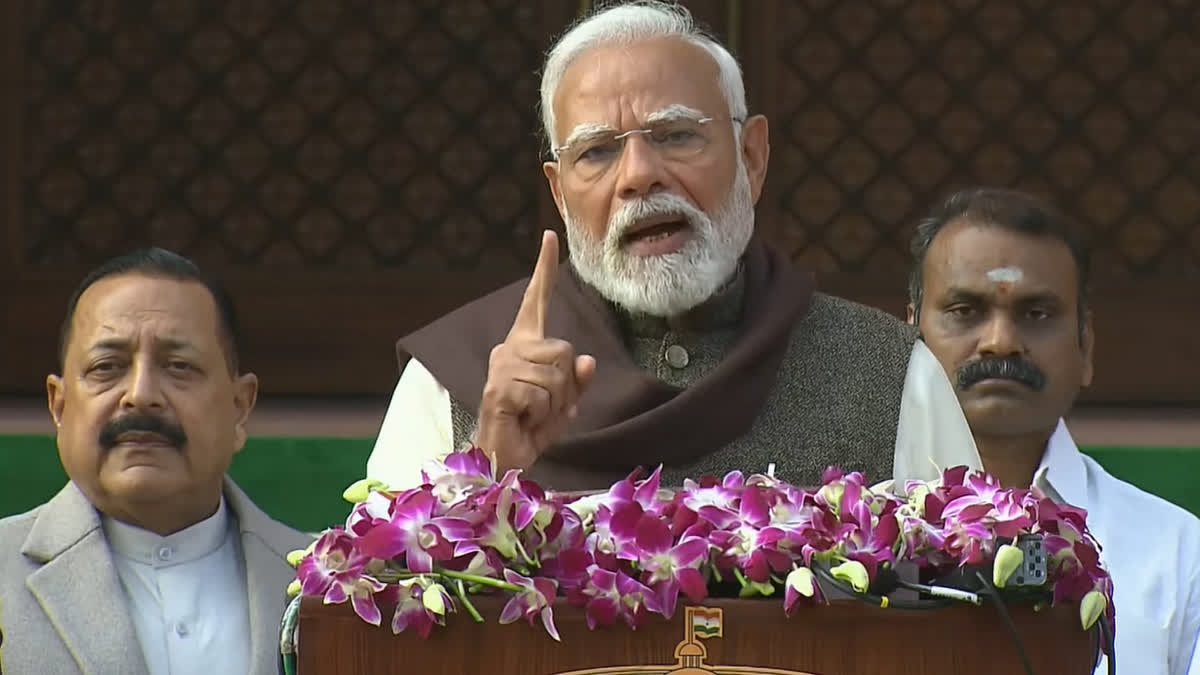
[574,354,597,392]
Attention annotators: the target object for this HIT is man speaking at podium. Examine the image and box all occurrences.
[367,1,982,491]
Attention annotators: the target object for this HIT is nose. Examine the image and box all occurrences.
[977,313,1025,358]
[614,133,667,201]
[120,358,166,412]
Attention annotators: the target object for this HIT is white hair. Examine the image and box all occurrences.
[565,158,756,317]
[539,0,748,148]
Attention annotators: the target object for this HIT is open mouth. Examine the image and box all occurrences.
[620,215,690,246]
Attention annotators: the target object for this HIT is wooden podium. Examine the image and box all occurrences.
[297,595,1098,674]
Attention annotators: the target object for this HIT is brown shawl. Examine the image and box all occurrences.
[399,234,815,488]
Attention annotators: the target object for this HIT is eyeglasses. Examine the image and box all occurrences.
[552,117,743,182]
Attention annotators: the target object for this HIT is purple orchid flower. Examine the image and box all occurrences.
[296,529,390,624]
[836,501,900,577]
[581,565,663,630]
[498,570,561,641]
[680,471,744,514]
[390,578,454,638]
[355,489,475,572]
[534,506,586,564]
[897,513,947,563]
[628,513,710,616]
[605,465,666,510]
[939,472,1035,538]
[705,486,792,582]
[306,456,1117,645]
[345,490,396,536]
[940,520,995,565]
[541,545,593,597]
[421,447,496,504]
[783,565,824,615]
[587,501,645,569]
[940,465,971,488]
[1035,498,1091,539]
[455,478,530,564]
[448,548,506,578]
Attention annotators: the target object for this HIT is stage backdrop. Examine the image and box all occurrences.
[1,0,1197,402]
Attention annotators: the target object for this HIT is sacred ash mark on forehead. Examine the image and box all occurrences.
[985,266,1024,284]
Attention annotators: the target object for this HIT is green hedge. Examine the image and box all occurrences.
[2,434,1197,532]
[0,435,373,533]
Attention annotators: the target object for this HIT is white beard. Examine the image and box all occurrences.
[563,162,755,317]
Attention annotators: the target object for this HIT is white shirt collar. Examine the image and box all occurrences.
[102,497,231,567]
[1031,418,1089,507]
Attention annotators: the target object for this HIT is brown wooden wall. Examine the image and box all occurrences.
[2,0,1197,403]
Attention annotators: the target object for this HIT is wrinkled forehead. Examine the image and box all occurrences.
[552,38,727,142]
[70,275,220,351]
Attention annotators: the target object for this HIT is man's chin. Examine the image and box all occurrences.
[961,397,1052,436]
[101,462,185,493]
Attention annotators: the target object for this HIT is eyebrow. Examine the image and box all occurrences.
[88,337,196,354]
[643,104,709,124]
[557,105,712,151]
[559,122,618,150]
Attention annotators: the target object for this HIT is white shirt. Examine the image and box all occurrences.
[1035,420,1200,675]
[103,498,251,675]
[365,340,984,487]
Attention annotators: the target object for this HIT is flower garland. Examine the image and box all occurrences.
[289,448,1114,643]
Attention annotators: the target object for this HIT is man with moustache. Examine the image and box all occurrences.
[367,0,982,491]
[0,248,311,675]
[908,187,1200,675]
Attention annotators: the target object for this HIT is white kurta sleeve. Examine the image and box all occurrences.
[892,340,983,484]
[365,358,455,488]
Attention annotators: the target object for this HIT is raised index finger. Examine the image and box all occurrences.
[508,229,559,340]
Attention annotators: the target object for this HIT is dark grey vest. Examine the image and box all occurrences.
[448,292,916,488]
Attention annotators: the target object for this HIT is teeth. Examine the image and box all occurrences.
[626,222,683,242]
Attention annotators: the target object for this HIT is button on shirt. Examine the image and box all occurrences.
[1034,420,1200,675]
[664,344,690,369]
[102,498,251,675]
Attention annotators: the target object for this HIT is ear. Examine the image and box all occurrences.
[905,303,916,325]
[1080,309,1095,388]
[46,374,65,428]
[739,114,770,204]
[543,161,567,222]
[231,372,259,454]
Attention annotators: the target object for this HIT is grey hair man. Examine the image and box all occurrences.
[367,0,981,491]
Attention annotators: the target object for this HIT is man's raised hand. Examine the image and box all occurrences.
[475,230,596,473]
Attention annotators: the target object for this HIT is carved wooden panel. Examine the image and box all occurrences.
[21,0,552,268]
[738,0,1200,402]
[746,0,1199,282]
[1,0,1197,402]
[2,0,577,395]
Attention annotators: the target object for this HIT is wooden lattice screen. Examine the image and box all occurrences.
[2,0,1196,401]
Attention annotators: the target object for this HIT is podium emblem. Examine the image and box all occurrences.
[553,607,818,675]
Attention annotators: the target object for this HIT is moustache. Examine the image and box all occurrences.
[98,413,188,451]
[955,356,1047,392]
[607,193,704,243]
